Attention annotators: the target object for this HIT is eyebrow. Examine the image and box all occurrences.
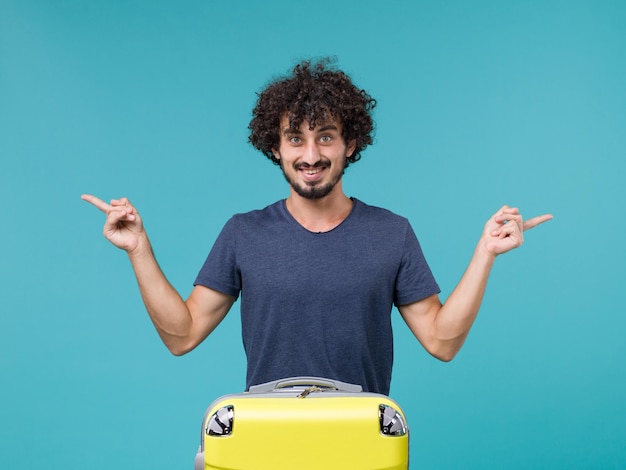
[282,127,301,136]
[281,124,339,136]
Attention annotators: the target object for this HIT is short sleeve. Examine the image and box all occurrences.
[394,223,440,306]
[194,217,242,299]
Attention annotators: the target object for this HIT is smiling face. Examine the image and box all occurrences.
[273,115,356,200]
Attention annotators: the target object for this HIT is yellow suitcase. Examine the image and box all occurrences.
[194,377,409,470]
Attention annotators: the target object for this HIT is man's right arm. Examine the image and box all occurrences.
[81,194,235,355]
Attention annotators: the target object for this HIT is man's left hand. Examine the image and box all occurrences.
[480,205,553,256]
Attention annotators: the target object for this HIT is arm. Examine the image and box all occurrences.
[81,194,236,355]
[399,205,552,361]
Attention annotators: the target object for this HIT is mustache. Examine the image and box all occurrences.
[294,161,329,170]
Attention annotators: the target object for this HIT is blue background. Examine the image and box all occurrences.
[1,1,625,468]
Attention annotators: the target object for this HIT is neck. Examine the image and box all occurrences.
[285,184,353,233]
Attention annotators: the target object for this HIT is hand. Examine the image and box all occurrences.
[81,194,147,253]
[480,205,553,256]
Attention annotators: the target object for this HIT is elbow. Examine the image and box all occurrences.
[426,340,462,362]
[432,350,457,362]
[163,337,196,357]
[168,345,190,357]
[156,325,202,356]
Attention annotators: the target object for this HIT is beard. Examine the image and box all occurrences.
[280,159,347,200]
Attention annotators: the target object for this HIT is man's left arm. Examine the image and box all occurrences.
[399,205,552,361]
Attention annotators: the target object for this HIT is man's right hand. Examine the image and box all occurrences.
[81,193,234,355]
[81,194,146,253]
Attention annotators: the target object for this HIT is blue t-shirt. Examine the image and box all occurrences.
[194,198,440,395]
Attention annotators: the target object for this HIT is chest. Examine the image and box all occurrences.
[235,227,403,302]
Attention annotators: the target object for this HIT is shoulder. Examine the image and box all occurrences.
[227,200,286,226]
[351,199,410,228]
[220,201,291,241]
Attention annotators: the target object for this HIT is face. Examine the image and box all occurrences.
[273,116,356,200]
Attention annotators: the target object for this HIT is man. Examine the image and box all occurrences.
[82,59,552,395]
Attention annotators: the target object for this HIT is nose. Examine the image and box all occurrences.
[301,141,321,165]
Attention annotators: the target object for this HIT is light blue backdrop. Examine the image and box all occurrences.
[1,0,624,468]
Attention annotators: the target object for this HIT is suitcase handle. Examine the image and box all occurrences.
[249,376,363,394]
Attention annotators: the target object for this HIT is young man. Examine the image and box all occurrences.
[82,60,552,395]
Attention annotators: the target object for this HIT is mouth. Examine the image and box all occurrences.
[296,162,329,183]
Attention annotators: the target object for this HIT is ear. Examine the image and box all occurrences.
[272,148,281,160]
[346,139,357,158]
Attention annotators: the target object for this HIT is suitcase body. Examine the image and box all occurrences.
[194,377,409,470]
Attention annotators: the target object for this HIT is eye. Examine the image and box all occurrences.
[289,136,302,144]
[320,135,332,143]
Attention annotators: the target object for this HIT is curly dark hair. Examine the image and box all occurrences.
[248,58,377,167]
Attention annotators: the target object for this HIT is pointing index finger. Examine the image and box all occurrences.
[523,214,553,231]
[81,194,111,213]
